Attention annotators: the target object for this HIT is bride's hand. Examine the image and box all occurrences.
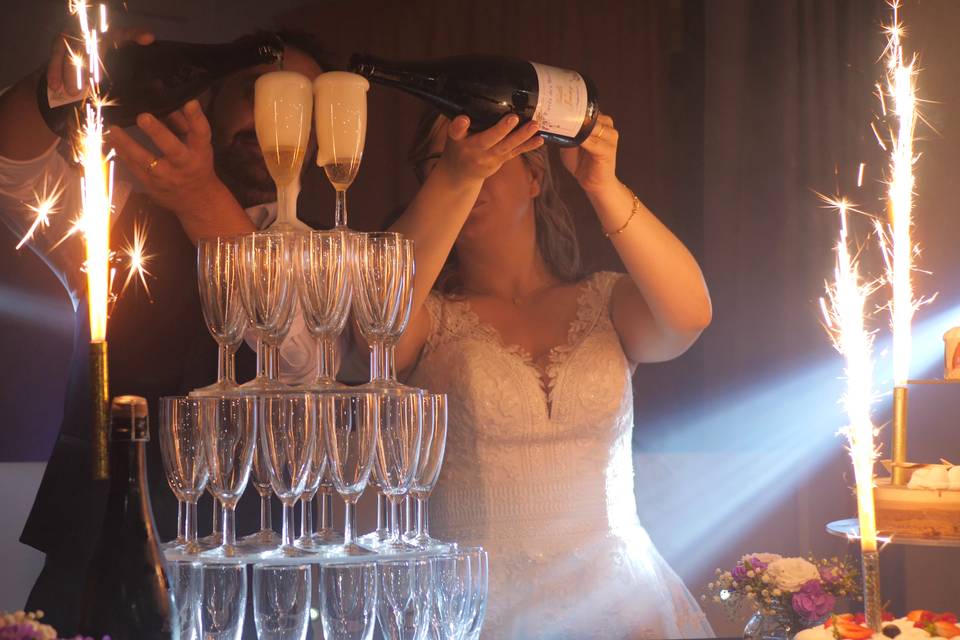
[436,114,543,185]
[559,113,620,195]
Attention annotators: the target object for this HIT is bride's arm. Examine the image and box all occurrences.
[560,114,712,363]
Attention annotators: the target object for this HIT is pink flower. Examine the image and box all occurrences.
[792,580,835,622]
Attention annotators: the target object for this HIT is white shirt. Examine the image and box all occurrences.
[0,138,318,385]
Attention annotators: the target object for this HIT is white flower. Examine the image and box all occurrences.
[742,552,784,565]
[765,557,820,592]
[747,570,756,578]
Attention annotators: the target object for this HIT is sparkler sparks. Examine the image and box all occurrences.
[17,2,150,331]
[118,219,152,298]
[16,178,64,251]
[881,1,922,388]
[819,197,881,554]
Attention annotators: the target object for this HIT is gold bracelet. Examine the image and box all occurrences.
[603,192,641,237]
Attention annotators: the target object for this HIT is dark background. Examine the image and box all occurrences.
[3,0,960,633]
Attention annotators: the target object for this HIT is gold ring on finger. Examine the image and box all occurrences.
[146,157,160,172]
[595,123,606,139]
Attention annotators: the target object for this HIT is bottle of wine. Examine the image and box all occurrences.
[78,395,178,640]
[38,33,284,136]
[349,53,599,146]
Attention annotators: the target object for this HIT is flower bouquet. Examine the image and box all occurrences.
[0,611,108,640]
[704,553,860,635]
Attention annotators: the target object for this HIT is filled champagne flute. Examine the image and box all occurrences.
[312,72,369,228]
[255,70,314,232]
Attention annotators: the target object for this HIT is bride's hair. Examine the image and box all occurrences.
[408,108,582,294]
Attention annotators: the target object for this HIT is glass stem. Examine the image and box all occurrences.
[404,496,414,537]
[185,500,197,544]
[370,340,387,383]
[256,337,269,380]
[315,336,337,384]
[389,498,401,543]
[226,342,238,385]
[176,500,184,543]
[375,492,386,534]
[319,489,332,532]
[212,497,222,535]
[417,497,429,538]
[277,179,300,226]
[334,188,348,228]
[268,343,280,381]
[216,343,230,386]
[300,497,314,538]
[384,342,397,382]
[282,503,295,548]
[260,493,272,532]
[222,504,236,549]
[344,501,357,546]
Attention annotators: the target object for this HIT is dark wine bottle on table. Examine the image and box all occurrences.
[350,53,600,146]
[78,395,178,640]
[37,34,284,136]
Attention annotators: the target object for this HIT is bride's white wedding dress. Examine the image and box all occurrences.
[408,271,714,639]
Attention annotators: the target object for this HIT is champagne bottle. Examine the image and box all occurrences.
[78,395,179,640]
[349,53,599,146]
[37,34,284,136]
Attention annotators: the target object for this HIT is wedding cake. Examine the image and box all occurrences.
[795,612,960,640]
[874,464,960,540]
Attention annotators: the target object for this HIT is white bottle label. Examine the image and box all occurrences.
[530,62,588,138]
[47,86,87,109]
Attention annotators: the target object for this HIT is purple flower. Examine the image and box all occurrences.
[792,580,836,622]
[819,565,840,585]
[732,564,749,581]
[0,624,43,640]
[747,556,770,570]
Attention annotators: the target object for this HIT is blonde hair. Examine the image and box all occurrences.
[408,109,582,294]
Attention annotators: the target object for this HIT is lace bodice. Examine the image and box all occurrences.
[408,271,713,639]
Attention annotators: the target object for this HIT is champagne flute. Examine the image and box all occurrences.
[295,230,352,389]
[253,563,312,640]
[351,232,404,384]
[194,236,246,397]
[376,558,432,640]
[317,562,378,640]
[258,393,318,559]
[238,439,281,553]
[408,393,451,551]
[313,71,369,228]
[372,390,423,551]
[199,396,256,560]
[237,231,296,392]
[159,397,209,555]
[321,390,380,556]
[200,563,247,640]
[255,71,314,232]
[462,548,489,640]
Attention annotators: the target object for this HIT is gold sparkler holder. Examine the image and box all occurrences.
[861,549,883,632]
[891,386,909,485]
[90,340,109,480]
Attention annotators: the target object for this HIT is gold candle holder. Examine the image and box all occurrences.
[90,340,109,481]
[861,548,883,632]
[891,386,909,485]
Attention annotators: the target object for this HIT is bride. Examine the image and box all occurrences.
[389,109,714,638]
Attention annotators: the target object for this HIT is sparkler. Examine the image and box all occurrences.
[879,1,923,486]
[70,0,114,480]
[820,197,883,631]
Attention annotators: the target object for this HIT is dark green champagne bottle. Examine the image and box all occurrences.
[350,53,599,146]
[37,34,283,137]
[78,395,178,640]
